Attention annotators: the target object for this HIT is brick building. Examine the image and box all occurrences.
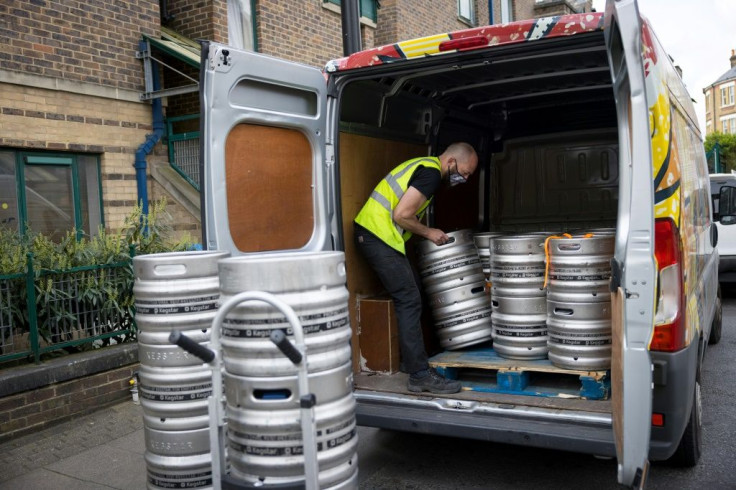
[703,49,736,135]
[0,0,592,243]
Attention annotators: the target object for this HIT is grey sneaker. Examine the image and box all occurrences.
[408,368,461,394]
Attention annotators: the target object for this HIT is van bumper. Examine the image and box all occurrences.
[354,392,616,457]
[648,339,699,460]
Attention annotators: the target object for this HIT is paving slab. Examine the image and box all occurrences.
[46,444,146,490]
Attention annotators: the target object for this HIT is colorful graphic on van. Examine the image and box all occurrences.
[643,20,681,227]
[325,13,605,73]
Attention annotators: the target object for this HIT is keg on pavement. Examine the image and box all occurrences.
[545,233,614,370]
[134,250,230,490]
[490,235,548,359]
[225,363,358,488]
[417,229,492,350]
[218,252,357,489]
[217,252,352,377]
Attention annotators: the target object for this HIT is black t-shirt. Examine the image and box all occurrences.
[408,165,442,200]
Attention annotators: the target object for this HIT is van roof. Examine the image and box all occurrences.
[325,12,605,73]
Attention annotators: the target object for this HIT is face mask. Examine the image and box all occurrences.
[449,160,467,186]
[449,172,467,187]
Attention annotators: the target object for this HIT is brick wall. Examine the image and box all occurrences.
[0,363,139,442]
[376,0,490,48]
[1,0,159,92]
[0,83,198,236]
[256,0,348,67]
[166,0,229,43]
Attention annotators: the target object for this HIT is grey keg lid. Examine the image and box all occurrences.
[133,250,231,280]
[218,251,347,293]
[490,234,546,254]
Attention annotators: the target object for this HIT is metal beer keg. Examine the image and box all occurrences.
[217,252,352,377]
[134,250,230,490]
[417,229,492,350]
[472,232,505,280]
[545,233,614,370]
[218,251,358,488]
[490,235,548,359]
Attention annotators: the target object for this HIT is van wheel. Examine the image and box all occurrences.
[709,285,722,345]
[669,374,702,467]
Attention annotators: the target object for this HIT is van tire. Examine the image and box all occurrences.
[669,374,702,467]
[708,285,722,345]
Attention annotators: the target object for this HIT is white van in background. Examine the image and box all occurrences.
[710,173,736,282]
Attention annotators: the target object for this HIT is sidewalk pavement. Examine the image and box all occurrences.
[0,400,146,490]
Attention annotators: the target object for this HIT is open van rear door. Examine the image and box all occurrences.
[605,0,655,487]
[200,43,332,255]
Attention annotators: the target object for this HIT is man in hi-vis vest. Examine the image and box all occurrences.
[354,142,478,394]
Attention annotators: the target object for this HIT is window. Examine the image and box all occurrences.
[324,0,379,23]
[722,116,736,134]
[458,0,475,24]
[720,83,734,107]
[0,150,103,241]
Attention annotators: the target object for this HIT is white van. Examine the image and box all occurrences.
[200,0,721,486]
[710,173,736,282]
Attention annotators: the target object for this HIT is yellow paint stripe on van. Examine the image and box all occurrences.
[650,90,681,227]
[396,33,451,58]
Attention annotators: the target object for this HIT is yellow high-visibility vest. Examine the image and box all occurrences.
[355,156,441,254]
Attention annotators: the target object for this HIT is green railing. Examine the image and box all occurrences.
[0,254,135,365]
[166,114,200,190]
[707,142,722,173]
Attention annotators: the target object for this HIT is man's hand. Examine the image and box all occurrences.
[426,228,450,245]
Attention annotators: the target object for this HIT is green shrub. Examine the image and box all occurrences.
[0,198,195,356]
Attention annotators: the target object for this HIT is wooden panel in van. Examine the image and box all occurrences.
[224,124,313,252]
[339,132,426,372]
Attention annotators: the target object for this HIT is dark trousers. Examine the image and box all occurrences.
[354,225,429,374]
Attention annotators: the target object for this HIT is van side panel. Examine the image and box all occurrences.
[488,130,618,231]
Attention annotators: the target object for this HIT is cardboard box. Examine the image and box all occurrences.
[358,296,400,373]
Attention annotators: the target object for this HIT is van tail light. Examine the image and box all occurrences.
[650,218,687,352]
[438,36,488,52]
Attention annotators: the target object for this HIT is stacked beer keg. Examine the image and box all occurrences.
[133,250,230,490]
[417,229,493,350]
[489,235,549,360]
[545,233,615,370]
[217,252,358,489]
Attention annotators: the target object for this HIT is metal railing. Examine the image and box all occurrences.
[0,254,135,365]
[166,114,200,190]
[707,142,722,173]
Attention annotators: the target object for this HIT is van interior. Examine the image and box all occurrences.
[335,30,619,414]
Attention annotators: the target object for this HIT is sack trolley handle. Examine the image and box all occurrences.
[170,290,319,490]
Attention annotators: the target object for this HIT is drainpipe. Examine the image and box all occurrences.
[488,1,494,24]
[341,0,361,56]
[135,40,165,218]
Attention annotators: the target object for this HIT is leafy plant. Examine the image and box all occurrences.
[705,131,736,173]
[0,198,195,360]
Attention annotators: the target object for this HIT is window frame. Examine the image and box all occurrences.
[1,149,104,240]
[723,115,736,134]
[720,82,734,107]
[323,0,379,23]
[457,0,476,25]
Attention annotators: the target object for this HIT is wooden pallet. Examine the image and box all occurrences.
[429,346,610,400]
